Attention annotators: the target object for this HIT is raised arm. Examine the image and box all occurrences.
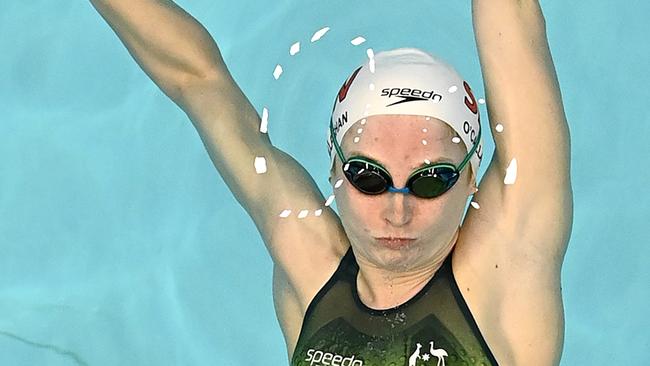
[460,1,573,364]
[467,0,573,261]
[89,0,347,288]
[89,0,226,99]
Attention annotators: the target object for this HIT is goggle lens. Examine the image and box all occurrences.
[344,161,391,195]
[409,167,459,198]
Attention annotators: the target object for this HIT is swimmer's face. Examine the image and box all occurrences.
[330,115,476,270]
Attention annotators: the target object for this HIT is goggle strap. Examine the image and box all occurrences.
[457,128,482,172]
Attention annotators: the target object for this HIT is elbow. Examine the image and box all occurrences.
[166,70,225,104]
[181,63,233,91]
[173,72,232,113]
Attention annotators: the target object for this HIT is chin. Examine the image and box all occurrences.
[369,243,423,270]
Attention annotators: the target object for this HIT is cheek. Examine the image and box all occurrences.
[336,184,362,214]
[335,190,371,239]
[432,193,468,227]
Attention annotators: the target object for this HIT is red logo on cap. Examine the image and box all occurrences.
[337,66,363,103]
[463,81,478,115]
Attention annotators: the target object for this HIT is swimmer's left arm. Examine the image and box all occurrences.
[466,2,572,364]
[470,0,573,263]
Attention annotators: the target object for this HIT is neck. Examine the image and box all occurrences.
[354,228,459,310]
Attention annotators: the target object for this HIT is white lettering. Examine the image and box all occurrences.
[311,350,324,365]
[303,349,363,366]
[332,354,343,366]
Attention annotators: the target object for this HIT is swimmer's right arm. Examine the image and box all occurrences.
[90,1,348,284]
[89,0,225,99]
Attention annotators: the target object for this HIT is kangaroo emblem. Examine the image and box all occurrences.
[408,343,422,366]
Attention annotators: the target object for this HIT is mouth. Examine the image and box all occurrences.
[374,237,417,249]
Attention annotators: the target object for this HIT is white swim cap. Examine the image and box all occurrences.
[327,47,483,181]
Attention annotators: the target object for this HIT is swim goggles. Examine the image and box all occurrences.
[329,120,481,199]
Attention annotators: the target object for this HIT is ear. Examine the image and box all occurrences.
[329,157,338,185]
[466,167,478,195]
[471,176,479,194]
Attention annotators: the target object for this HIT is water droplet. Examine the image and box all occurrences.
[273,64,283,80]
[351,36,366,45]
[504,158,517,185]
[254,157,267,174]
[324,195,335,207]
[310,27,330,42]
[289,42,300,55]
[260,107,269,133]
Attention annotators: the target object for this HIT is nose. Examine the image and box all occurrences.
[384,188,412,226]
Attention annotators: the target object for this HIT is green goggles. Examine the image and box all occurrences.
[330,122,481,199]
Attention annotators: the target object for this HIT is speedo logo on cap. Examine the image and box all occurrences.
[380,87,443,107]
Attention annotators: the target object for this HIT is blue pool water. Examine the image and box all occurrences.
[1,1,648,365]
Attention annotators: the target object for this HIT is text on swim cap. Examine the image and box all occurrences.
[381,88,443,107]
[332,111,348,137]
[463,120,483,160]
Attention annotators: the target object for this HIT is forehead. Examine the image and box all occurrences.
[368,115,452,138]
[340,114,463,166]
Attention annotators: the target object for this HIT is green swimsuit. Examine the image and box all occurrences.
[290,247,499,366]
